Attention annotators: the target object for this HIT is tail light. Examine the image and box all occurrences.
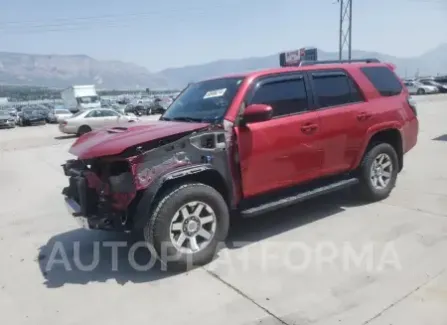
[407,96,417,116]
[61,121,67,126]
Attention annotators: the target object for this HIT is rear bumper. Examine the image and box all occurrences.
[59,124,77,134]
[402,116,419,154]
[0,121,15,128]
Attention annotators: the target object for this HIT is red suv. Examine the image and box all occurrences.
[62,59,418,269]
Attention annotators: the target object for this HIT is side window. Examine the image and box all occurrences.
[360,66,403,97]
[101,110,119,117]
[347,77,364,102]
[250,77,308,117]
[312,72,362,108]
[86,110,100,118]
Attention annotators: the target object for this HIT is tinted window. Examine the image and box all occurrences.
[312,72,363,108]
[250,77,308,117]
[360,66,403,96]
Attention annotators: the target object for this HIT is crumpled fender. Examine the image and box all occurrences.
[131,164,219,230]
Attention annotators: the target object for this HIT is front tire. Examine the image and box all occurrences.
[143,183,230,271]
[357,143,399,202]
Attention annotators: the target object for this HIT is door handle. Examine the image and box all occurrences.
[357,112,372,121]
[301,123,318,133]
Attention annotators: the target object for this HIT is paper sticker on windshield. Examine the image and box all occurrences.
[203,88,226,99]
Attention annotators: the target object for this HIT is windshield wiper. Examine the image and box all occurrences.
[171,116,204,122]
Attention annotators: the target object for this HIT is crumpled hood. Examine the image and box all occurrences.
[69,120,210,159]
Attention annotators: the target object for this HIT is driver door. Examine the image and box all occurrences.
[234,74,323,198]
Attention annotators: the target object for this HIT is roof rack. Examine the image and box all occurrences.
[299,58,380,66]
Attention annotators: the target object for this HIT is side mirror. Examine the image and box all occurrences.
[242,104,273,124]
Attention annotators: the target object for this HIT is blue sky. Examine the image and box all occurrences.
[0,0,445,71]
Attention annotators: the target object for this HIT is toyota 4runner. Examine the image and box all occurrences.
[62,59,419,269]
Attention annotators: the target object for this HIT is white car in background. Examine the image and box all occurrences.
[403,80,438,95]
[48,108,73,123]
[58,108,137,136]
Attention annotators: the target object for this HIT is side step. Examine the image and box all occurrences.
[240,177,359,218]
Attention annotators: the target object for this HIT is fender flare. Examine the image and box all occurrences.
[132,164,226,230]
[353,121,403,169]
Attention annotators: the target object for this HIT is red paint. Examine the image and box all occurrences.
[68,61,419,208]
[69,120,209,159]
[229,62,418,200]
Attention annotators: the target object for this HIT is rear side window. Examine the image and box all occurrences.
[311,71,363,108]
[250,77,308,117]
[360,66,403,96]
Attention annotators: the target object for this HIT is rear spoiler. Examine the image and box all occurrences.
[384,63,396,71]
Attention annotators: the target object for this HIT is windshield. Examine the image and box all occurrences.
[161,77,244,122]
[77,96,99,104]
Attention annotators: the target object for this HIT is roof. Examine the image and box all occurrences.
[201,61,391,83]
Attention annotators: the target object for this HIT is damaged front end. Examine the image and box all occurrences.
[62,157,139,231]
[62,125,234,232]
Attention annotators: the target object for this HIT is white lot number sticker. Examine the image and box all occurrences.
[203,88,227,99]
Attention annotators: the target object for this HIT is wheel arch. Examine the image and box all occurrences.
[132,166,230,230]
[356,128,404,172]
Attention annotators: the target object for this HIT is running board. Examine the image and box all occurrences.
[240,177,359,218]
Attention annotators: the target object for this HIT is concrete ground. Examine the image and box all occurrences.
[0,95,446,325]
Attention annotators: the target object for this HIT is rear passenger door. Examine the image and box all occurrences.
[236,73,324,197]
[308,70,373,176]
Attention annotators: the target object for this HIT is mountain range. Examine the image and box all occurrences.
[1,43,446,90]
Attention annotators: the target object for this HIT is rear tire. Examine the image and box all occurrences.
[417,88,425,95]
[143,183,230,271]
[356,143,399,202]
[77,125,91,136]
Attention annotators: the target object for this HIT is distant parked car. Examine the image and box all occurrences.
[0,108,16,128]
[18,106,47,126]
[48,108,73,123]
[403,80,438,95]
[58,108,137,136]
[418,79,447,93]
[148,97,172,114]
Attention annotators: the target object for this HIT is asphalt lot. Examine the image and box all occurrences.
[1,94,447,325]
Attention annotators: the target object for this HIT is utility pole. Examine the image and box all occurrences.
[338,0,353,60]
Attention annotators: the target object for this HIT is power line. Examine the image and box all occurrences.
[0,1,242,34]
